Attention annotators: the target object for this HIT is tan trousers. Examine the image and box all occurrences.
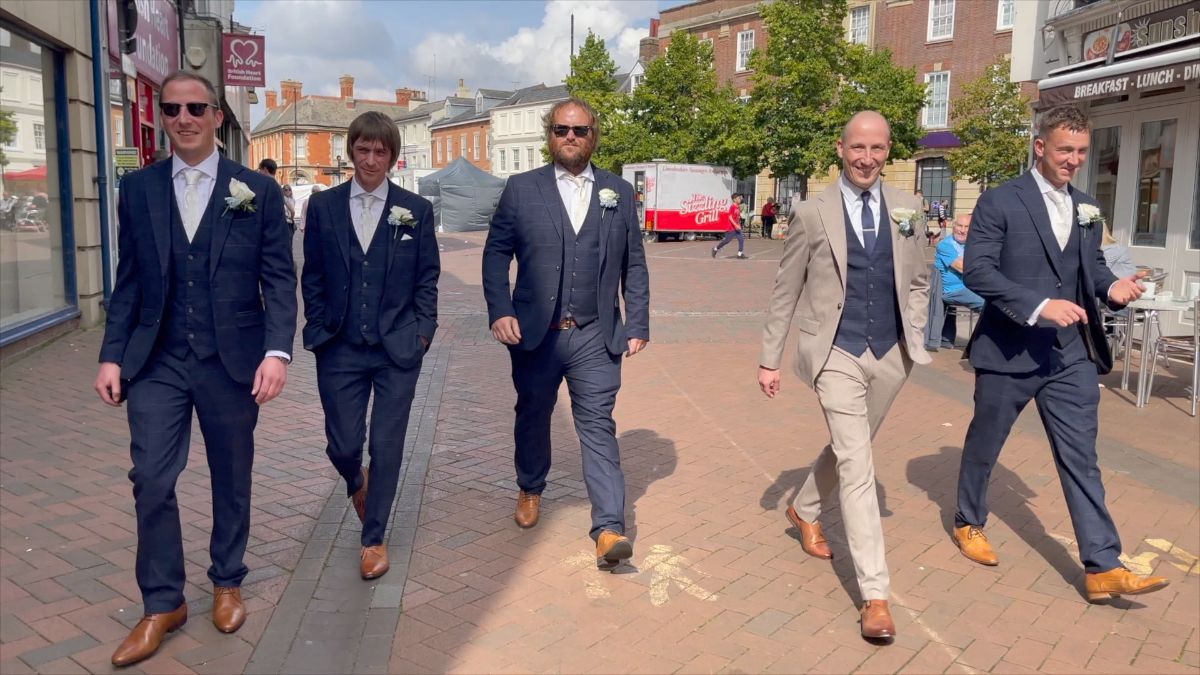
[791,345,911,601]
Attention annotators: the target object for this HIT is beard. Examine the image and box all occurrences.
[552,142,593,174]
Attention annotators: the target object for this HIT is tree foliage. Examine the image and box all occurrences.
[0,91,16,167]
[563,31,625,171]
[946,58,1031,189]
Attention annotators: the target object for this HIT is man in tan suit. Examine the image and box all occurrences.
[758,111,930,641]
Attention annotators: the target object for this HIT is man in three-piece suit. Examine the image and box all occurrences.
[482,97,650,567]
[953,105,1167,602]
[94,72,296,667]
[302,111,439,581]
[759,111,930,640]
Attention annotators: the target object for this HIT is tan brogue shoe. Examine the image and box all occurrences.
[361,545,390,580]
[514,490,541,528]
[111,602,187,667]
[212,586,245,633]
[860,600,896,639]
[953,525,998,566]
[595,530,633,566]
[351,467,368,524]
[786,506,832,559]
[1085,567,1169,603]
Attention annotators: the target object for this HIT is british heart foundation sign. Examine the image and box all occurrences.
[222,34,265,88]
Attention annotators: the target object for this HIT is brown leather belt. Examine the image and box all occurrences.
[550,317,578,330]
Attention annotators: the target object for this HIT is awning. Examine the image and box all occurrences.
[1038,45,1200,107]
[918,131,961,149]
[2,165,47,181]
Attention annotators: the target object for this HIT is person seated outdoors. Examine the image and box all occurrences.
[1101,224,1137,278]
[934,213,984,346]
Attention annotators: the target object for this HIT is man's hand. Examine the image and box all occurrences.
[420,336,430,348]
[1109,275,1145,306]
[625,338,648,358]
[1039,299,1089,327]
[491,316,522,345]
[252,357,288,404]
[95,362,123,406]
[758,366,781,399]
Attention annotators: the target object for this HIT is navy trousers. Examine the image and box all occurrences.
[316,339,420,546]
[125,348,258,614]
[955,339,1123,572]
[510,321,625,540]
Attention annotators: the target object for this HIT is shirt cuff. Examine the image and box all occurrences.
[1106,280,1120,302]
[265,350,291,363]
[1027,299,1050,326]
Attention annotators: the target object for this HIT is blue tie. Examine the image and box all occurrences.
[861,190,876,254]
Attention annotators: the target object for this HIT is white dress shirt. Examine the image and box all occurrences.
[349,177,390,249]
[837,174,882,248]
[554,163,594,234]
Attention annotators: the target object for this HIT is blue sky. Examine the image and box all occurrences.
[236,0,688,126]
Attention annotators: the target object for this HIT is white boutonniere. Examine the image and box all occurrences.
[1076,203,1105,230]
[598,188,619,209]
[388,205,415,239]
[223,178,256,214]
[890,207,920,238]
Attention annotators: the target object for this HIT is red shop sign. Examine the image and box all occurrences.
[222,34,266,88]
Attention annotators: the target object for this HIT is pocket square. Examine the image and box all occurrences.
[401,233,413,241]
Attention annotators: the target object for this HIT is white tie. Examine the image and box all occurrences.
[1046,189,1071,250]
[181,169,203,243]
[357,194,377,248]
[568,174,588,234]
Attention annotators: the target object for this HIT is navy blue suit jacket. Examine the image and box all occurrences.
[482,164,650,354]
[964,171,1118,374]
[99,157,297,384]
[301,181,439,368]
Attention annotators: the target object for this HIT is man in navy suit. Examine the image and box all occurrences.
[953,105,1167,602]
[302,111,439,581]
[94,72,296,666]
[482,98,649,567]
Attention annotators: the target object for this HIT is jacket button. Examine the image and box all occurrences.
[550,296,556,301]
[837,303,843,310]
[1056,282,1062,288]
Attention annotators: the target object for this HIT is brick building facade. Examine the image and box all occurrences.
[428,87,512,173]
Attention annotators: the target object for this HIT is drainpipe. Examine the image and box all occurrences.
[90,0,114,304]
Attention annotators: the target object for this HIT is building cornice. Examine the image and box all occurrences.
[659,0,769,35]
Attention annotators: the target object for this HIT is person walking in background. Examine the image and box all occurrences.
[282,184,297,236]
[257,158,277,178]
[761,196,778,240]
[482,98,650,568]
[302,111,440,581]
[935,200,949,242]
[758,111,930,641]
[94,72,296,667]
[952,105,1167,603]
[712,192,747,259]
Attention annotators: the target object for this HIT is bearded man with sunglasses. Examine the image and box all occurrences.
[483,98,649,567]
[95,72,296,667]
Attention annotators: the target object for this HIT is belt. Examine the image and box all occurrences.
[550,317,578,330]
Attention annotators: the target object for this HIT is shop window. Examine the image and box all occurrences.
[1089,126,1120,233]
[1133,119,1176,248]
[917,157,954,217]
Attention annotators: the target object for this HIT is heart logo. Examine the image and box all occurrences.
[227,39,260,69]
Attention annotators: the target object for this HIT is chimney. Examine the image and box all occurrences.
[639,36,660,61]
[339,75,355,100]
[265,90,278,110]
[280,79,302,104]
[456,78,469,98]
[649,18,660,37]
[395,88,412,107]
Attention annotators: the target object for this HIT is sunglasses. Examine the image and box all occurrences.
[160,101,217,118]
[550,124,592,138]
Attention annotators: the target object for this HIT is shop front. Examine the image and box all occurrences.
[107,0,178,168]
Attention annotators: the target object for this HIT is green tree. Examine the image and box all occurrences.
[562,31,626,171]
[0,95,16,168]
[946,58,1031,189]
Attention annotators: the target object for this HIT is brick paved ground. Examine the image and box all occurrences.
[1,233,1196,674]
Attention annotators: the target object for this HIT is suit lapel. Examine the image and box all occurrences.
[332,182,352,272]
[208,159,234,280]
[880,185,907,303]
[1016,172,1064,280]
[592,168,611,270]
[817,183,848,292]
[384,182,403,274]
[147,160,173,276]
[535,165,566,241]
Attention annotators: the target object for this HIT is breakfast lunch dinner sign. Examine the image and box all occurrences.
[222,34,266,88]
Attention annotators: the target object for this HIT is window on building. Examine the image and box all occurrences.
[1133,118,1177,248]
[435,138,442,163]
[499,149,507,172]
[849,5,871,45]
[473,132,480,159]
[526,111,535,131]
[513,146,521,171]
[460,134,466,157]
[332,134,345,162]
[996,0,1015,30]
[33,122,44,150]
[736,30,755,71]
[917,157,954,217]
[1089,126,1120,232]
[928,0,955,41]
[776,175,807,205]
[527,147,535,169]
[630,74,644,92]
[922,71,950,128]
[295,133,307,159]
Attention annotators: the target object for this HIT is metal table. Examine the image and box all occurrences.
[1121,296,1195,407]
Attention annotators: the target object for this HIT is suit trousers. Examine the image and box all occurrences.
[125,347,258,614]
[955,339,1122,572]
[510,321,625,540]
[791,345,911,601]
[316,339,420,546]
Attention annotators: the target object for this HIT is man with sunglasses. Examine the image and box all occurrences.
[483,98,650,568]
[95,71,296,667]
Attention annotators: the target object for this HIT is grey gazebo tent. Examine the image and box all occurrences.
[417,157,506,232]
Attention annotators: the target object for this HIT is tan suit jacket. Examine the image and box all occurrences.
[760,181,932,387]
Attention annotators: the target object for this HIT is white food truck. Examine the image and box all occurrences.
[622,162,736,242]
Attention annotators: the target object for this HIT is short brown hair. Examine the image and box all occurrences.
[161,71,220,107]
[348,111,402,165]
[1036,105,1090,139]
[543,97,601,146]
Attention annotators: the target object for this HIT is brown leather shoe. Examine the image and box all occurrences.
[953,525,998,566]
[786,506,832,559]
[595,530,633,565]
[212,586,245,633]
[351,467,368,524]
[514,490,541,528]
[361,545,389,580]
[111,603,187,667]
[860,600,896,639]
[1085,567,1169,603]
